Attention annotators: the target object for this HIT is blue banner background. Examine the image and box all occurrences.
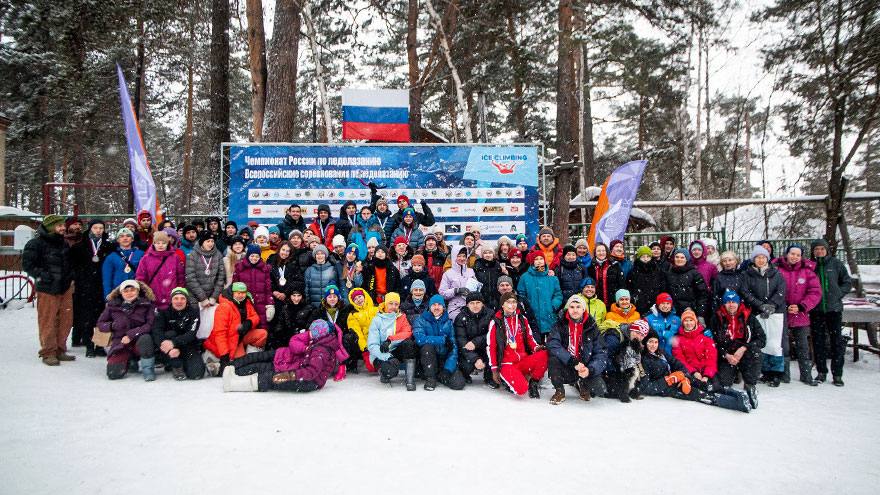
[228,144,540,242]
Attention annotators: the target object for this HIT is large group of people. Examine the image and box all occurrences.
[22,186,853,412]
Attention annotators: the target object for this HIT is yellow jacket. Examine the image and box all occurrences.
[347,290,378,351]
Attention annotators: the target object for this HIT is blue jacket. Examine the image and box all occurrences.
[391,224,425,250]
[577,254,592,271]
[180,238,195,257]
[367,310,410,362]
[516,266,563,334]
[413,309,458,373]
[645,304,682,355]
[101,246,144,298]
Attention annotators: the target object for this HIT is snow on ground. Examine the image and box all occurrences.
[1,305,878,495]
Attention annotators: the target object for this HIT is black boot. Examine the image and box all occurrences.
[744,384,759,409]
[85,342,96,358]
[815,372,827,383]
[768,371,781,387]
[528,378,540,399]
[708,391,751,413]
[484,368,499,389]
[782,357,791,384]
[405,359,417,391]
[832,375,844,387]
[798,359,818,386]
[379,358,400,384]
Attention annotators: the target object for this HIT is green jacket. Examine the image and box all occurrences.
[810,239,852,313]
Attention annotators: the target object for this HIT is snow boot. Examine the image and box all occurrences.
[832,375,844,387]
[744,384,759,409]
[42,356,60,366]
[549,388,566,405]
[405,359,417,391]
[222,366,258,392]
[528,379,540,399]
[798,358,818,386]
[57,352,76,362]
[576,379,592,401]
[364,351,377,373]
[708,391,750,413]
[782,357,791,384]
[94,347,107,357]
[815,372,827,383]
[424,378,437,391]
[484,368,499,389]
[767,371,781,387]
[245,344,262,354]
[380,358,400,384]
[106,362,127,379]
[139,357,156,382]
[172,367,187,381]
[721,387,751,410]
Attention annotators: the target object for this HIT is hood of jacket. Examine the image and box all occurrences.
[106,280,155,304]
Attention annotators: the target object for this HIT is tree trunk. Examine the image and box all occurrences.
[505,8,526,140]
[245,0,267,142]
[582,46,596,187]
[825,94,846,253]
[426,0,472,142]
[406,0,422,142]
[134,15,146,123]
[553,0,578,243]
[181,63,194,212]
[264,0,301,142]
[210,0,231,183]
[301,1,332,142]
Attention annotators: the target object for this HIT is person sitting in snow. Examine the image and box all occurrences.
[608,318,649,403]
[486,293,549,398]
[644,292,682,355]
[401,279,430,324]
[547,294,608,405]
[413,295,466,391]
[455,292,494,386]
[202,282,268,377]
[97,280,157,381]
[223,319,348,393]
[368,292,419,390]
[710,289,764,409]
[344,288,378,374]
[151,287,205,380]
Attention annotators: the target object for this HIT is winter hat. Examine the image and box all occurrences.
[463,232,476,242]
[428,294,446,309]
[466,292,484,303]
[332,234,346,248]
[631,319,650,339]
[397,194,409,205]
[562,244,577,257]
[649,241,661,249]
[526,250,545,265]
[575,238,589,249]
[515,234,528,244]
[681,309,698,325]
[565,294,587,310]
[246,244,261,257]
[137,210,152,222]
[198,231,217,247]
[689,240,704,255]
[254,226,270,240]
[163,227,180,245]
[393,236,408,247]
[289,229,304,240]
[636,245,652,258]
[239,227,253,238]
[289,280,306,295]
[317,204,331,214]
[224,220,238,230]
[152,230,171,244]
[323,285,340,299]
[118,279,139,291]
[64,216,82,229]
[170,287,190,299]
[268,225,281,235]
[538,226,554,237]
[609,239,625,252]
[182,224,198,236]
[345,243,359,257]
[750,245,770,261]
[42,214,65,230]
[615,288,631,302]
[401,207,416,219]
[116,227,134,239]
[122,217,138,228]
[656,292,673,305]
[672,247,690,261]
[500,292,518,306]
[722,289,741,305]
[411,254,425,266]
[309,319,332,340]
[384,292,401,306]
[580,277,596,289]
[497,275,513,287]
[312,244,330,258]
[410,280,426,293]
[247,220,259,229]
[702,238,718,249]
[645,329,660,344]
[509,249,522,260]
[376,197,388,207]
[366,237,379,248]
[87,218,105,229]
[230,236,245,249]
[784,243,804,256]
[497,235,512,246]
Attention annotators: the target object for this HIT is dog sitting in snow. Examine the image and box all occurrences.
[612,320,650,403]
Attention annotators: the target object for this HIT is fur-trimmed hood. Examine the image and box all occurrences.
[106,280,155,304]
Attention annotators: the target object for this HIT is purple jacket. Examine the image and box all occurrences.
[774,258,822,327]
[135,247,185,310]
[689,240,718,292]
[438,245,476,319]
[96,281,156,356]
[273,330,348,389]
[233,258,272,328]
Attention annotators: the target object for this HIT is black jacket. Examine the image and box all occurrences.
[711,268,744,310]
[810,239,852,313]
[547,314,607,377]
[473,258,502,303]
[663,262,709,318]
[69,232,115,301]
[710,305,767,355]
[362,260,401,301]
[23,225,73,295]
[151,305,201,350]
[401,297,429,324]
[588,259,625,307]
[739,262,786,313]
[626,259,666,315]
[641,348,688,381]
[276,214,306,241]
[308,302,353,333]
[334,201,358,242]
[400,269,437,298]
[557,259,588,301]
[454,305,493,350]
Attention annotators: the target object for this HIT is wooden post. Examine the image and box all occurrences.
[0,115,9,205]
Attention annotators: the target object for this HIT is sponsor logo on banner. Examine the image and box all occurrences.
[482,206,504,214]
[492,160,517,175]
[446,224,461,233]
[510,206,520,213]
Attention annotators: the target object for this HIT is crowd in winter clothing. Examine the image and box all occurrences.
[22,199,853,408]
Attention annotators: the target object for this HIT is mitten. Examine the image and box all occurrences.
[334,365,346,382]
[760,304,775,318]
[666,370,687,386]
[680,376,692,395]
[266,305,275,322]
[697,316,706,327]
[380,339,391,353]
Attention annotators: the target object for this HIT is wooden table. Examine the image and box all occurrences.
[842,305,880,362]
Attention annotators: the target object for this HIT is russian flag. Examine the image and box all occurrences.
[342,88,410,142]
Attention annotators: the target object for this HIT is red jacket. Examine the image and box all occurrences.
[672,323,718,377]
[530,240,561,270]
[308,219,336,250]
[204,293,261,359]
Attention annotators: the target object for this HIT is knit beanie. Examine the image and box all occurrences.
[410,280,426,293]
[384,292,401,306]
[580,277,596,289]
[636,245,652,258]
[268,225,280,235]
[137,210,152,222]
[411,254,425,266]
[116,227,134,239]
[428,294,445,309]
[231,282,247,293]
[656,292,673,305]
[42,214,65,230]
[539,226,554,237]
[309,319,332,340]
[170,287,191,299]
[565,294,587,310]
[289,229,304,240]
[393,236,408,247]
[198,231,217,247]
[332,234,346,248]
[122,217,137,228]
[119,279,139,291]
[182,224,198,236]
[466,292,484,303]
[254,226,270,240]
[87,218,106,229]
[64,216,82,228]
[722,289,741,305]
[575,238,588,248]
[313,244,330,257]
[526,250,545,265]
[345,243,359,256]
[615,288,631,302]
[323,285,340,299]
[246,244,261,257]
[497,275,513,287]
[225,220,238,230]
[750,245,770,261]
[681,309,698,325]
[562,244,577,257]
[673,247,690,261]
[402,207,416,218]
[367,237,379,248]
[500,292,518,306]
[515,234,527,244]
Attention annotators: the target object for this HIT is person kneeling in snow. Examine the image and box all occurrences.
[671,309,718,391]
[368,292,419,390]
[547,294,608,405]
[151,287,205,380]
[203,282,268,377]
[413,295,466,391]
[487,293,549,399]
[710,290,764,409]
[223,320,348,392]
[640,330,751,413]
[97,280,157,381]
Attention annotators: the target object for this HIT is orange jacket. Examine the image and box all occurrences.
[602,303,641,327]
[532,239,561,269]
[204,293,260,359]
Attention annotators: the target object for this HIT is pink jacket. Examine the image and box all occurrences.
[774,258,822,327]
[273,330,348,389]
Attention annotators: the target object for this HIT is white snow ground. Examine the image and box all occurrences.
[1,305,878,495]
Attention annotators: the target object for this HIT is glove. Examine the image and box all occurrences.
[236,324,247,338]
[697,316,706,327]
[760,304,775,318]
[363,351,377,372]
[380,339,391,353]
[665,370,686,386]
[334,365,346,382]
[619,323,630,333]
[420,198,428,205]
[438,369,451,384]
[266,305,275,322]
[455,287,469,296]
